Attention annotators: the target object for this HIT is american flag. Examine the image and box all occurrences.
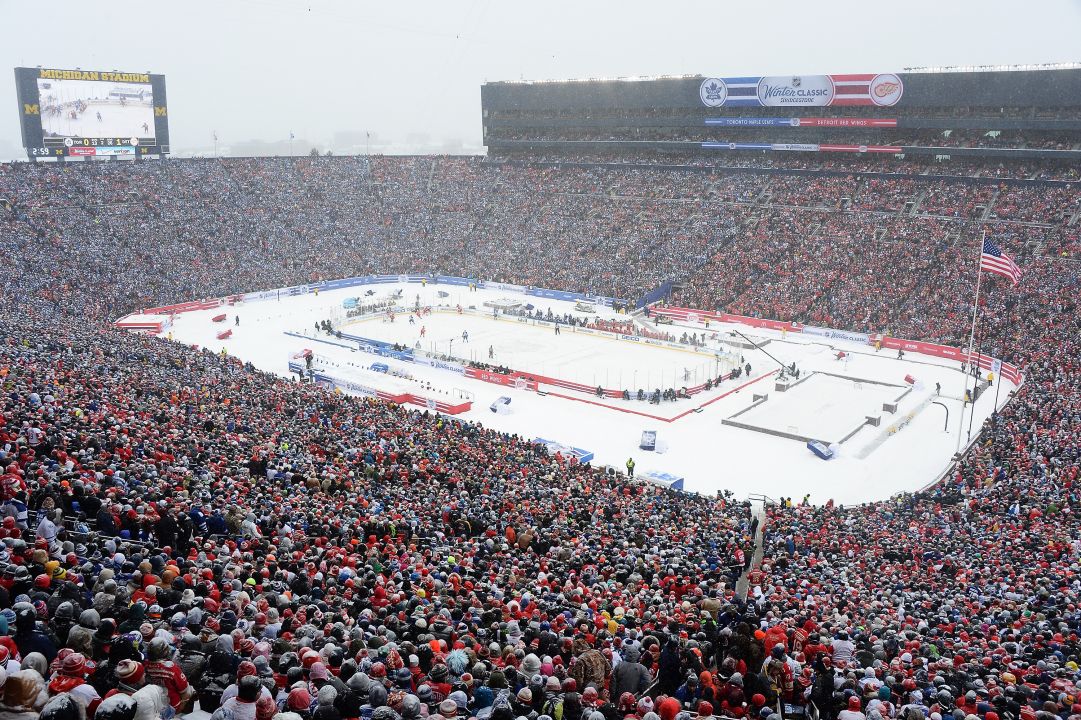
[980,238,1022,285]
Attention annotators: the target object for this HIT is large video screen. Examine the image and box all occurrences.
[14,67,170,159]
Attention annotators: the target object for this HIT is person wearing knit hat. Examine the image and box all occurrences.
[415,683,435,709]
[655,695,680,720]
[314,685,339,720]
[48,652,101,715]
[488,670,508,689]
[838,696,865,720]
[368,684,389,709]
[111,659,146,694]
[309,662,331,682]
[512,687,533,717]
[521,654,542,677]
[449,690,469,712]
[221,660,276,706]
[287,686,314,717]
[428,664,451,697]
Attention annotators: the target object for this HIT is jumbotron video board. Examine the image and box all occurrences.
[14,67,169,159]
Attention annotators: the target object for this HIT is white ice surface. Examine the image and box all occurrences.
[157,282,1016,505]
[344,310,725,389]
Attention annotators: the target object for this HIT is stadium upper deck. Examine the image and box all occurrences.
[482,67,1081,164]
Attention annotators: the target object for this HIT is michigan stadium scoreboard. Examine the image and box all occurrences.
[14,66,170,160]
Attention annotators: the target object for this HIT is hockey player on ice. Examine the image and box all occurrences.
[419,326,426,338]
[462,330,469,343]
[488,345,494,359]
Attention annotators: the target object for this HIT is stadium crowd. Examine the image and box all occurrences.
[0,152,1079,720]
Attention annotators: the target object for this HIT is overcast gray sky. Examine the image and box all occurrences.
[2,0,1080,160]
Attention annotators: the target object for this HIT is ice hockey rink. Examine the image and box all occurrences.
[346,311,728,389]
[41,103,153,140]
[154,280,1019,505]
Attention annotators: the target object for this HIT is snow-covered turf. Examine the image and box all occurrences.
[156,281,1018,505]
[736,373,904,442]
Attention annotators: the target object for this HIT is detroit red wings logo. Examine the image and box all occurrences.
[869,74,904,106]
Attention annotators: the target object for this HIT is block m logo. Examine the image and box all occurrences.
[154,106,167,117]
[23,104,39,115]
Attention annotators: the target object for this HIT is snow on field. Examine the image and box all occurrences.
[737,374,903,441]
[159,281,1017,505]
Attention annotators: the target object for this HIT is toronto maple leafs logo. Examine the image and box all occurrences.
[699,78,728,107]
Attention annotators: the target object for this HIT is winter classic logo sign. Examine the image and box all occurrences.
[757,75,835,107]
[868,73,904,106]
[699,78,728,107]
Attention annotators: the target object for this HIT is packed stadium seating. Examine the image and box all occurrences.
[1,152,1080,720]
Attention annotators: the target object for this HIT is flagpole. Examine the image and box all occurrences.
[955,228,986,456]
[967,326,984,442]
[992,276,1013,417]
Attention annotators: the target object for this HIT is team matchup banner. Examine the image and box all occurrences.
[705,117,898,127]
[700,73,904,108]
